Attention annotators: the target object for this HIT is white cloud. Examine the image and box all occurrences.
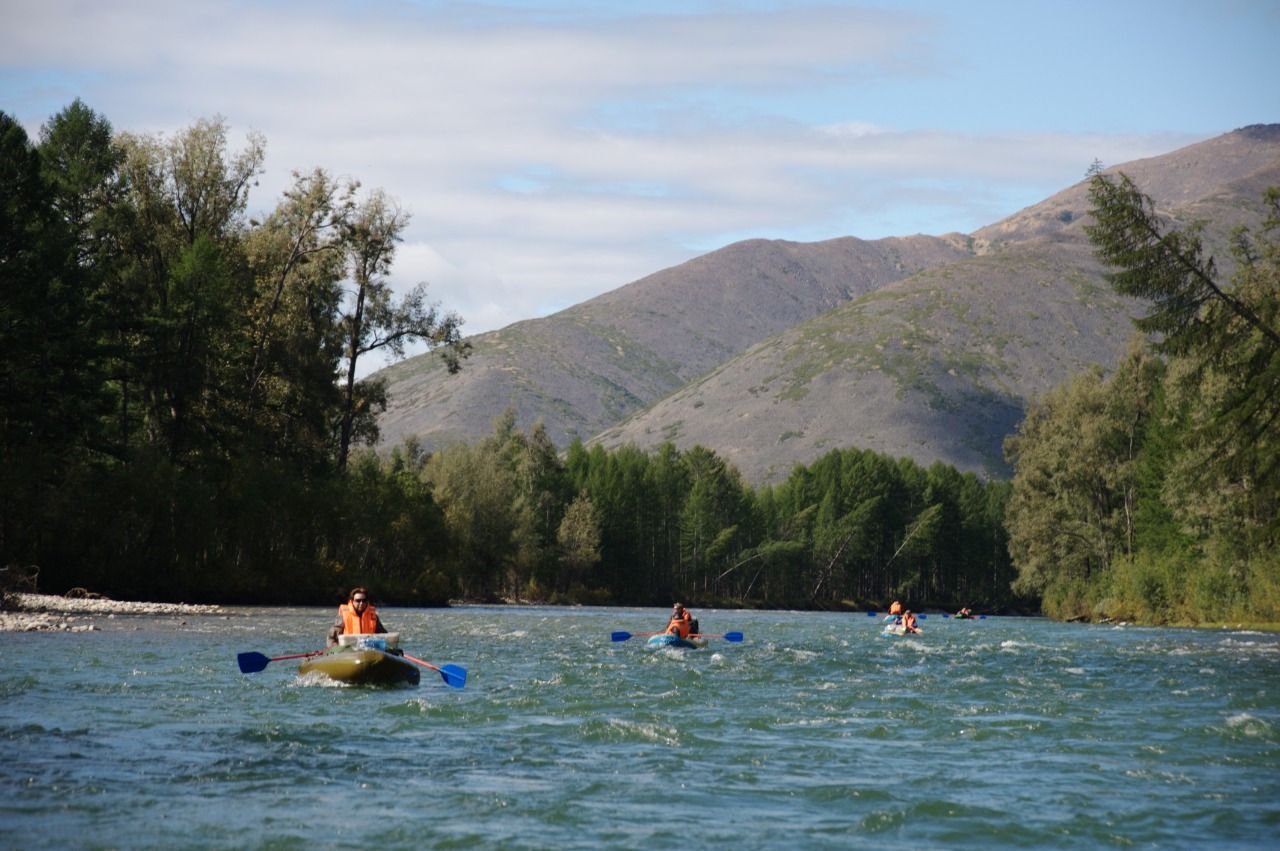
[3,0,1212,351]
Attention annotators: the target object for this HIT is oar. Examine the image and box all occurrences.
[611,630,663,642]
[690,632,744,642]
[237,649,325,674]
[403,654,468,688]
[612,630,744,642]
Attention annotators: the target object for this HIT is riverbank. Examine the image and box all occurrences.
[0,593,222,632]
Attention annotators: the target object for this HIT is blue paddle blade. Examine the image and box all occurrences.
[237,652,270,674]
[866,611,878,617]
[724,632,744,642]
[439,664,467,689]
[610,631,632,642]
[918,614,927,620]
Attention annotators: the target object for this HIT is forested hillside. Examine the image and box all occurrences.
[1,101,1014,611]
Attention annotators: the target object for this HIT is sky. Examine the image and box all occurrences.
[4,0,1278,372]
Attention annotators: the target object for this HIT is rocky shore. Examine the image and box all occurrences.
[0,593,222,632]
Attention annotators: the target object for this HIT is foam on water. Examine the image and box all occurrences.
[1,608,1277,849]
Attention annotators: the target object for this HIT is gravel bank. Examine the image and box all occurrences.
[1,593,222,632]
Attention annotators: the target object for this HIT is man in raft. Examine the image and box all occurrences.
[665,603,699,638]
[326,586,389,647]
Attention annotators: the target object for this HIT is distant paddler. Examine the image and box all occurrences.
[665,602,700,638]
[901,609,921,634]
[326,586,389,647]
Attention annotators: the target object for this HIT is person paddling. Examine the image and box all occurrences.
[326,587,388,647]
[885,600,904,626]
[901,609,921,634]
[666,603,699,639]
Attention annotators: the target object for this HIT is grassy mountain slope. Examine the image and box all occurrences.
[375,234,972,450]
[592,125,1280,482]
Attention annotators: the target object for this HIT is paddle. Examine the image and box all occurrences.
[237,649,324,674]
[611,630,660,641]
[690,632,744,642]
[611,630,743,642]
[403,654,468,688]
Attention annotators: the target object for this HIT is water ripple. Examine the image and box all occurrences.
[0,610,1277,848]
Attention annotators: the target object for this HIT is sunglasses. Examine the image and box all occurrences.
[352,598,367,603]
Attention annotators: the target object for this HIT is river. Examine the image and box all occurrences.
[1,606,1277,848]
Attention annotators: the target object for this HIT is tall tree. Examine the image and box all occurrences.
[1088,174,1280,559]
[108,118,264,463]
[242,168,353,465]
[1004,368,1124,604]
[557,495,602,590]
[38,99,120,268]
[1,112,81,563]
[1087,172,1280,354]
[336,190,468,468]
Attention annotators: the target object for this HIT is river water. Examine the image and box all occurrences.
[2,606,1277,849]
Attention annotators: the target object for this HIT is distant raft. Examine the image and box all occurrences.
[647,633,709,649]
[299,633,420,685]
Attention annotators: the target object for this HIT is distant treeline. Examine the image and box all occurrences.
[1,101,1017,610]
[1004,170,1280,625]
[404,412,1016,609]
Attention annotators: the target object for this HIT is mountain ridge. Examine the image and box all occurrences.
[375,232,973,450]
[376,124,1280,482]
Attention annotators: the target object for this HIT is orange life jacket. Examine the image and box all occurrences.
[666,612,692,638]
[339,603,380,635]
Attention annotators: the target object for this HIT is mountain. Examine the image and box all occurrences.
[375,233,972,450]
[591,125,1280,482]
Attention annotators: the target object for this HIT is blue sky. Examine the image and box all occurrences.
[3,0,1278,369]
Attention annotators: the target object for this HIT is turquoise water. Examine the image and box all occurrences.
[2,606,1277,849]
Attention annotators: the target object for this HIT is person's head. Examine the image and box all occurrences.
[672,602,685,615]
[349,587,369,610]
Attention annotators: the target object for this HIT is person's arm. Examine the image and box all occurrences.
[326,611,344,647]
[374,614,387,635]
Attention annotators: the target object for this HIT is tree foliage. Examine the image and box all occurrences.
[0,103,466,603]
[1005,173,1280,623]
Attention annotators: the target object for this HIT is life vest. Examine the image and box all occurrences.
[666,612,692,638]
[339,603,380,635]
